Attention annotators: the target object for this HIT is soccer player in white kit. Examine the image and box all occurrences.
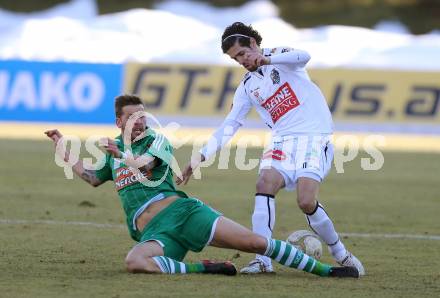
[177,22,365,275]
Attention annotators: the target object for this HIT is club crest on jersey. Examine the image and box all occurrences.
[270,69,280,84]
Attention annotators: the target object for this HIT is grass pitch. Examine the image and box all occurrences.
[0,138,439,298]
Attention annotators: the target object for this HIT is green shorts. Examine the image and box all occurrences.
[138,197,222,261]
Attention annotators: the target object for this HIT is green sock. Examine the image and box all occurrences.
[264,238,331,277]
[152,256,204,274]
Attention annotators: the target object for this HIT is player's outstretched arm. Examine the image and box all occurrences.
[44,129,104,187]
[176,119,242,186]
[176,152,206,185]
[176,81,249,186]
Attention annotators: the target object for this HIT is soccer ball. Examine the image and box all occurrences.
[287,230,323,260]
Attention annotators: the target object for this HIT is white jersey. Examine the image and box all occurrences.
[228,47,333,136]
[200,47,333,158]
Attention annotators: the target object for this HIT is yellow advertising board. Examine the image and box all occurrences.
[310,69,440,123]
[123,63,247,117]
[123,63,440,124]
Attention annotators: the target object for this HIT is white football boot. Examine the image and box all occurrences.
[337,251,365,276]
[240,259,275,274]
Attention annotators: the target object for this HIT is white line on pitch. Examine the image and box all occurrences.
[0,219,125,229]
[340,232,440,241]
[1,219,440,241]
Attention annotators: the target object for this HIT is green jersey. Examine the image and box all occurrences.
[95,128,187,241]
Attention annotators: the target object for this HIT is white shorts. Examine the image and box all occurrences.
[259,135,333,191]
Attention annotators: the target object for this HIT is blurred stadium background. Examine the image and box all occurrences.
[2,0,440,34]
[0,0,439,297]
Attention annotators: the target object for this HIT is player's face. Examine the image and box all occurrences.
[117,104,146,140]
[226,39,260,72]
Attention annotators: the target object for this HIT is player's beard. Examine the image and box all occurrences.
[245,63,258,72]
[122,124,145,141]
[131,125,145,140]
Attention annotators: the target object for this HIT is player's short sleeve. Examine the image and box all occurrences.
[95,154,113,182]
[225,81,252,125]
[146,134,173,166]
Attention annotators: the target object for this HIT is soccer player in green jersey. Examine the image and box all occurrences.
[45,94,359,277]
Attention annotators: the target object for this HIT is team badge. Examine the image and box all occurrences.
[270,69,280,84]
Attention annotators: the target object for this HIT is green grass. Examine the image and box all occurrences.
[0,139,439,297]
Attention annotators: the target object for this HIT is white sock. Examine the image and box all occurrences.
[306,202,347,261]
[252,193,275,267]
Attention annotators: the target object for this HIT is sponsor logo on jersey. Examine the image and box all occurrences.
[251,87,265,103]
[114,167,152,190]
[262,149,286,161]
[270,69,280,84]
[262,82,300,123]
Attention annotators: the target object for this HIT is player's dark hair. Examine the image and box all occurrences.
[221,22,262,53]
[115,94,143,117]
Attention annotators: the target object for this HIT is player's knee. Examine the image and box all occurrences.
[256,176,267,192]
[256,175,279,193]
[125,254,140,273]
[297,193,316,213]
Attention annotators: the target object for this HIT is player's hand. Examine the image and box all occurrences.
[99,138,122,158]
[245,52,270,68]
[175,153,205,185]
[44,129,63,145]
[45,129,71,162]
[176,162,193,185]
